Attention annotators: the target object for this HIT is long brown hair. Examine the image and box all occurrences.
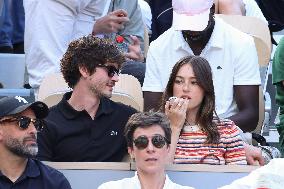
[160,55,220,144]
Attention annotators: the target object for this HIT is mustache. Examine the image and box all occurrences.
[23,134,37,142]
[107,81,116,87]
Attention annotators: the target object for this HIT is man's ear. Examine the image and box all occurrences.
[128,147,135,159]
[79,66,91,78]
[0,129,3,141]
[167,144,171,153]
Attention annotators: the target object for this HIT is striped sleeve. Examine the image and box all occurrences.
[222,120,247,165]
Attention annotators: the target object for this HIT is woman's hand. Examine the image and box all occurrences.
[165,97,189,163]
[165,97,189,133]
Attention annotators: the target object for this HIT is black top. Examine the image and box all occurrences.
[0,159,71,189]
[37,92,137,162]
[149,0,172,41]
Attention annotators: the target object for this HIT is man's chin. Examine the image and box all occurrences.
[102,92,112,99]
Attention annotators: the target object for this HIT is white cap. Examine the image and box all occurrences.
[172,0,214,31]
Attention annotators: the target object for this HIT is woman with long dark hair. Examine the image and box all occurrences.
[161,55,247,165]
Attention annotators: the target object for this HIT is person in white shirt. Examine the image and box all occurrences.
[98,111,194,189]
[218,158,284,189]
[143,0,261,133]
[24,0,145,92]
[138,0,152,33]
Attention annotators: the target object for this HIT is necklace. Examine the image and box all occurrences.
[183,119,200,132]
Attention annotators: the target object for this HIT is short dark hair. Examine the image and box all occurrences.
[124,111,172,148]
[160,55,220,144]
[60,35,126,88]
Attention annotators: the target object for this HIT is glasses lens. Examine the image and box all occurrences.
[33,119,44,131]
[134,136,149,150]
[152,135,166,148]
[107,66,119,77]
[18,117,31,129]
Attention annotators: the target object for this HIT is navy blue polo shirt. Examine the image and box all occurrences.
[0,159,71,189]
[37,92,137,162]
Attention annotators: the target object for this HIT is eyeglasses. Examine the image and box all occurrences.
[97,64,120,77]
[133,134,169,150]
[0,116,45,131]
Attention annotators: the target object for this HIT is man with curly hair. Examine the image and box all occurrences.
[37,35,137,162]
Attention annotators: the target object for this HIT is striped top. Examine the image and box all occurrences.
[174,119,247,165]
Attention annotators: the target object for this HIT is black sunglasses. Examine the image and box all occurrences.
[0,116,45,131]
[97,64,120,78]
[133,134,169,150]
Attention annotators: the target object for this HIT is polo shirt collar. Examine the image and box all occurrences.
[0,159,40,181]
[59,92,114,119]
[22,159,40,178]
[174,17,224,51]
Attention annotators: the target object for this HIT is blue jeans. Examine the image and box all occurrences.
[0,0,25,47]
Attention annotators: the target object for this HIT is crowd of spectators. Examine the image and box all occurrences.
[0,0,283,188]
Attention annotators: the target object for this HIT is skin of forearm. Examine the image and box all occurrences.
[168,127,182,163]
[228,111,258,132]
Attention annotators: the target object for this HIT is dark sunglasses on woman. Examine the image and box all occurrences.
[0,116,45,131]
[133,134,169,150]
[97,64,120,78]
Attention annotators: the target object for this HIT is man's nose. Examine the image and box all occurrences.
[146,140,155,152]
[112,74,119,82]
[27,121,37,134]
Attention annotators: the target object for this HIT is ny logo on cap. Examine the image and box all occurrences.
[15,96,28,104]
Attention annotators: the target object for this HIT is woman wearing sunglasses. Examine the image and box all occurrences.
[160,55,247,165]
[98,111,194,189]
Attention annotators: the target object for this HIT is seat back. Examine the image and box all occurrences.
[112,74,144,111]
[254,86,265,134]
[37,73,71,106]
[38,73,143,111]
[217,14,271,67]
[0,54,25,88]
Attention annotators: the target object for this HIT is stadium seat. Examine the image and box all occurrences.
[0,53,25,88]
[38,73,143,111]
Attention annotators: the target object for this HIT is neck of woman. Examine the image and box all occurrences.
[138,170,166,189]
[185,110,198,126]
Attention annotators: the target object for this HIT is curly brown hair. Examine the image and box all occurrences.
[60,35,126,88]
[160,55,220,144]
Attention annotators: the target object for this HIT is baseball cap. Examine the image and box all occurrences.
[172,0,214,31]
[0,96,49,119]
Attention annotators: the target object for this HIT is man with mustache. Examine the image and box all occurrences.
[37,35,137,162]
[0,96,71,188]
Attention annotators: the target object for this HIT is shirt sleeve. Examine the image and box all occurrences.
[272,37,284,84]
[223,121,247,165]
[116,0,145,52]
[142,49,163,92]
[233,35,261,86]
[58,174,72,189]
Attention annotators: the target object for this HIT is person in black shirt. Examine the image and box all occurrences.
[0,96,71,189]
[37,35,137,162]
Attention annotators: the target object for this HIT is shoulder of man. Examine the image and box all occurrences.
[107,98,138,115]
[31,159,71,189]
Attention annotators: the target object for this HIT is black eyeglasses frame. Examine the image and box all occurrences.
[133,134,169,150]
[0,116,45,131]
[97,64,120,78]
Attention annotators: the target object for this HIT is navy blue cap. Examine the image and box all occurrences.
[0,96,49,119]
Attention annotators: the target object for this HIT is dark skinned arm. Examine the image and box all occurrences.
[143,91,163,111]
[228,85,259,132]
